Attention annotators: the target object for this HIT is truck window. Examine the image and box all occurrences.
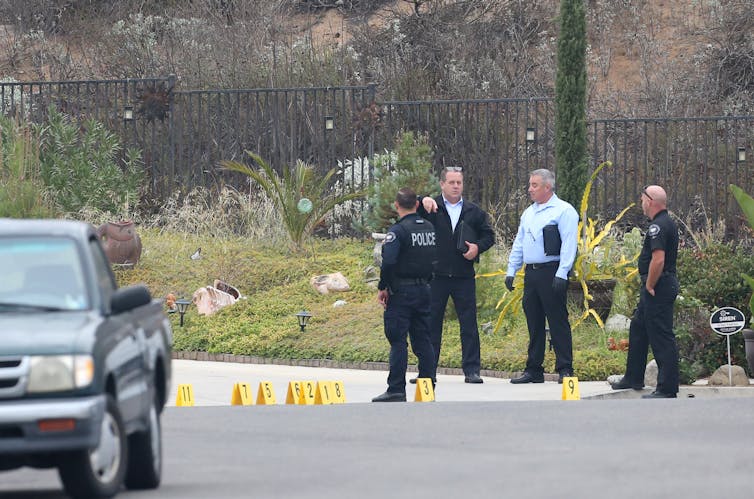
[0,237,88,310]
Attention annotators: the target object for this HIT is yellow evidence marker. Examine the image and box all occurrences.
[561,377,581,400]
[331,381,346,404]
[314,381,335,405]
[285,381,304,404]
[175,384,195,406]
[298,381,316,405]
[414,378,435,402]
[231,382,254,405]
[256,381,277,405]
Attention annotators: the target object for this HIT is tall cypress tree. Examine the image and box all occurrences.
[555,0,588,208]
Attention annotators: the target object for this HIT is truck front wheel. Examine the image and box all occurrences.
[58,394,127,498]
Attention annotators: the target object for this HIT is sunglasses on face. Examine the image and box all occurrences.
[642,187,653,200]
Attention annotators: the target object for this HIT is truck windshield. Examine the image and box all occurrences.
[0,237,89,311]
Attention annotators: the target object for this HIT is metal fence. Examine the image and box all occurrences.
[2,77,752,236]
[0,77,175,202]
[589,116,754,235]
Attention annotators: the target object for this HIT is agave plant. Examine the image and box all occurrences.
[221,151,365,249]
[571,160,639,327]
[730,184,754,324]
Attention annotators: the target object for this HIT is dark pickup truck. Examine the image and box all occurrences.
[0,219,172,498]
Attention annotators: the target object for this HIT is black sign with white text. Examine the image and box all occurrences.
[709,307,746,336]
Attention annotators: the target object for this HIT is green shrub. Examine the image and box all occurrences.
[0,115,55,218]
[36,107,143,215]
[678,243,754,322]
[358,131,439,233]
[677,242,754,375]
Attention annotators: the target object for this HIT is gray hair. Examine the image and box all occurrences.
[530,169,555,189]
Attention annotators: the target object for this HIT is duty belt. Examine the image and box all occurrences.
[393,277,430,286]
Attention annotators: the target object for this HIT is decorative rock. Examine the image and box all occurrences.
[707,365,750,386]
[605,314,631,332]
[644,359,658,387]
[606,374,623,386]
[333,300,347,307]
[310,272,350,294]
[192,285,237,316]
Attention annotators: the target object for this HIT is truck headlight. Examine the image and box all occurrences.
[27,355,95,393]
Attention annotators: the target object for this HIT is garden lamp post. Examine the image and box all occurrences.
[175,298,191,327]
[737,146,746,163]
[295,310,312,332]
[123,105,134,122]
[324,116,334,131]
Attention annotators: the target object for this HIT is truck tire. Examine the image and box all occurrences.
[58,394,127,498]
[124,390,162,489]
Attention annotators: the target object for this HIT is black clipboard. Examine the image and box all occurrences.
[456,220,477,254]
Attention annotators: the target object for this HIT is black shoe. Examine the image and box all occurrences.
[641,390,677,399]
[464,373,483,384]
[610,377,645,390]
[409,376,437,385]
[510,372,545,384]
[371,391,407,402]
[557,370,574,384]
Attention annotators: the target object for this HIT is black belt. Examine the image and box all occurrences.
[640,271,675,283]
[393,277,430,286]
[525,261,559,270]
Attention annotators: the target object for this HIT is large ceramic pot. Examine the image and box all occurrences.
[743,328,754,376]
[568,279,617,324]
[97,221,142,266]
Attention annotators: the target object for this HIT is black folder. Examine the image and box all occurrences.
[542,224,562,256]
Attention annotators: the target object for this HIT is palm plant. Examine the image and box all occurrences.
[221,151,365,249]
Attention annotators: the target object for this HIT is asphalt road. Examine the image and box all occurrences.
[2,398,753,498]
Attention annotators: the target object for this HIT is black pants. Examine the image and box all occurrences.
[522,265,573,374]
[623,275,680,395]
[429,276,481,375]
[383,284,437,393]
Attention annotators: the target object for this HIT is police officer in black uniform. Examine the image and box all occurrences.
[611,184,680,398]
[372,187,438,402]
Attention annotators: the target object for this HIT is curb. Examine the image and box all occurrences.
[171,351,560,382]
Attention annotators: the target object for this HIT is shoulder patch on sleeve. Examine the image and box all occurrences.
[384,231,397,244]
[648,224,661,238]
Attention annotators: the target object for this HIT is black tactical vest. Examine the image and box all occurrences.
[395,216,437,278]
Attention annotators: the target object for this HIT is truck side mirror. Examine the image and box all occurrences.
[111,285,152,314]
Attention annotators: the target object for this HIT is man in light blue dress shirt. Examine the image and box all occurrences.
[506,169,579,384]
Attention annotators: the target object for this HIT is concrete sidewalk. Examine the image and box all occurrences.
[168,359,623,405]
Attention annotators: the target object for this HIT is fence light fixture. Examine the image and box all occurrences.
[175,298,191,327]
[737,146,746,162]
[525,127,536,143]
[295,310,312,331]
[123,105,134,121]
[324,116,335,131]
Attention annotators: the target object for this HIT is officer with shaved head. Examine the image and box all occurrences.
[611,185,680,398]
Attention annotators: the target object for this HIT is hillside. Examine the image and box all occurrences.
[1,0,752,117]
